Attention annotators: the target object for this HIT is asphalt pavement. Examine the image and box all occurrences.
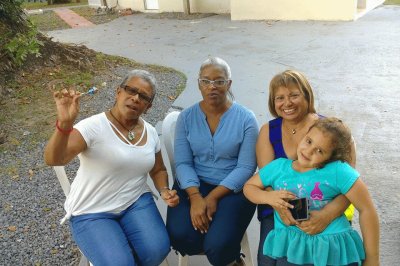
[48,5,400,265]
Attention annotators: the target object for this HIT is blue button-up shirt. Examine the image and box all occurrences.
[174,102,259,192]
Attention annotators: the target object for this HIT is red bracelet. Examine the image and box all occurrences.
[56,120,73,134]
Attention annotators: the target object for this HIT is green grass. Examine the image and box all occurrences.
[22,0,88,10]
[29,10,70,31]
[384,0,400,4]
[71,6,120,24]
[176,72,187,95]
[54,67,93,88]
[27,6,122,31]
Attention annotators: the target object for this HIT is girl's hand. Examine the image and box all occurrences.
[268,190,298,226]
[161,189,179,207]
[268,190,297,211]
[297,210,330,235]
[53,88,81,124]
[189,195,209,234]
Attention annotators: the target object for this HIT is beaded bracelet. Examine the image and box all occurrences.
[56,120,73,134]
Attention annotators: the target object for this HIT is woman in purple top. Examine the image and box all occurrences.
[256,70,356,265]
[166,57,259,266]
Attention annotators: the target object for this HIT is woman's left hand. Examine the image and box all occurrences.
[161,189,180,207]
[204,195,218,221]
[297,209,330,235]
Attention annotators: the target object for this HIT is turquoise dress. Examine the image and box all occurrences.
[259,159,365,266]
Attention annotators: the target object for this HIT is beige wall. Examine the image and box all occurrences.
[159,0,230,14]
[106,0,383,21]
[158,0,181,12]
[231,0,358,21]
[118,0,145,10]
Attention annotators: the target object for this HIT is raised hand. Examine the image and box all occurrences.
[53,88,81,125]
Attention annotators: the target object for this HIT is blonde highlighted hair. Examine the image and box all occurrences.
[268,70,316,117]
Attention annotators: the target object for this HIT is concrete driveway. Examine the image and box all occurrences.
[48,5,400,265]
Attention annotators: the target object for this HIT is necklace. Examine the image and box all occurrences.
[284,121,304,135]
[109,109,137,141]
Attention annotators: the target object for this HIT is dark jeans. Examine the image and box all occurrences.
[166,181,256,266]
[258,214,275,266]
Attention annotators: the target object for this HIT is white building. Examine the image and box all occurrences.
[91,0,385,21]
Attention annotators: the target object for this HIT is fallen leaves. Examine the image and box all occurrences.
[50,248,58,255]
[17,97,31,105]
[7,226,17,232]
[9,137,20,146]
[4,203,13,212]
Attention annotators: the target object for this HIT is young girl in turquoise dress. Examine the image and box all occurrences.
[244,117,379,266]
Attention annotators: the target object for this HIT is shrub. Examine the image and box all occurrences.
[0,0,42,70]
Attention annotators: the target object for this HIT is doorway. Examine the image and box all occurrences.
[145,0,159,10]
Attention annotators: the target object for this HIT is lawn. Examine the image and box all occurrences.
[22,0,88,10]
[384,0,400,4]
[29,10,70,31]
[72,6,121,24]
[28,6,123,32]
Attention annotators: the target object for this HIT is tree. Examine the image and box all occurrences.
[0,0,42,72]
[0,0,43,99]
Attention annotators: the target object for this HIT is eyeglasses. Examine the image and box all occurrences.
[121,85,153,103]
[198,79,229,87]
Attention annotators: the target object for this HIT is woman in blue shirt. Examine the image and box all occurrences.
[166,57,259,266]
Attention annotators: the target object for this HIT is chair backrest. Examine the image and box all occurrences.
[52,166,92,266]
[161,111,180,178]
[53,166,71,196]
[161,111,254,266]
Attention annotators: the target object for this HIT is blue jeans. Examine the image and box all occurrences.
[166,181,256,266]
[70,192,170,266]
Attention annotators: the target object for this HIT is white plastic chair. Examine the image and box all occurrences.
[52,167,170,266]
[53,166,92,266]
[161,111,254,266]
